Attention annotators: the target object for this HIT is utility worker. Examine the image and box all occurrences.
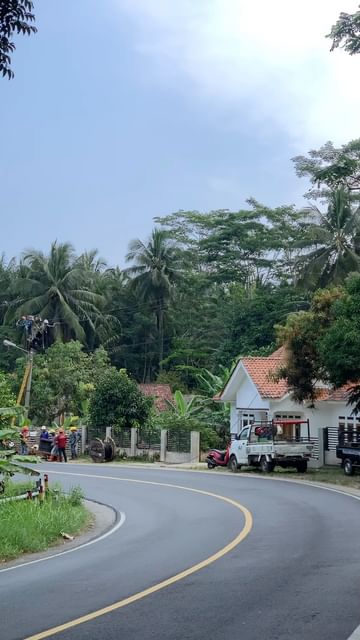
[57,428,68,463]
[69,426,80,460]
[20,426,30,455]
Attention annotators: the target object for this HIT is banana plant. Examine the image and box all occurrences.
[165,390,205,419]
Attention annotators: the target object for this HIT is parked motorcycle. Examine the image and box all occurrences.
[205,445,230,469]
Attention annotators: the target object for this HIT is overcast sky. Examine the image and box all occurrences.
[1,0,359,266]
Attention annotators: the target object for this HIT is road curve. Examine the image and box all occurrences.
[1,464,360,640]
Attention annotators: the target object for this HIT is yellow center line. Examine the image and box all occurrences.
[25,473,253,640]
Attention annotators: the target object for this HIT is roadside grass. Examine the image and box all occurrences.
[2,479,36,497]
[0,486,91,562]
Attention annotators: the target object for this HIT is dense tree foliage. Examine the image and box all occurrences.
[292,139,360,199]
[0,0,37,79]
[88,368,152,430]
[295,189,360,289]
[277,276,360,412]
[328,5,360,55]
[12,341,110,423]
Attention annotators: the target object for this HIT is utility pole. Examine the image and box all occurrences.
[24,350,34,413]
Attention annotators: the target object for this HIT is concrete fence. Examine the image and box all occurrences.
[86,426,200,464]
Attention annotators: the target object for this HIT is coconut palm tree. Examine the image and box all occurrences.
[296,189,360,289]
[6,242,105,344]
[125,229,183,370]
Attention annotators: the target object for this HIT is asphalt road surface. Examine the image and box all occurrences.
[1,463,360,640]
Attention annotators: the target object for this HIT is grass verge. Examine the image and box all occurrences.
[0,485,91,562]
[2,479,36,497]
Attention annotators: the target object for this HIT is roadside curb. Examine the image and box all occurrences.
[0,497,120,571]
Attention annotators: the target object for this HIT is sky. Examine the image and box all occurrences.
[1,0,359,266]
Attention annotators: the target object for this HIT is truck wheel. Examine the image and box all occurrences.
[296,461,308,473]
[229,455,240,473]
[260,457,275,473]
[344,458,354,476]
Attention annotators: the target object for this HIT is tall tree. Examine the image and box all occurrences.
[292,139,360,199]
[327,5,360,55]
[0,0,37,79]
[295,189,360,289]
[6,242,105,344]
[125,229,183,371]
[276,276,360,413]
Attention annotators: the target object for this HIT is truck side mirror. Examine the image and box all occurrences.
[235,434,240,441]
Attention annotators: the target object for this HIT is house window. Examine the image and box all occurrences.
[241,413,255,428]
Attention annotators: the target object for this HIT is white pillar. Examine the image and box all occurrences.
[81,424,86,454]
[130,428,137,457]
[105,426,112,440]
[190,431,200,463]
[160,430,167,463]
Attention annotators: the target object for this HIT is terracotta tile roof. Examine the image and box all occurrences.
[322,384,354,402]
[138,384,173,412]
[242,356,288,399]
[269,346,287,359]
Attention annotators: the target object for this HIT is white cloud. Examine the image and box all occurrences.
[114,0,360,146]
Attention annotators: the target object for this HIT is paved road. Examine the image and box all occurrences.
[1,464,360,640]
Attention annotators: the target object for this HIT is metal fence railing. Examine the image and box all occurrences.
[311,437,319,460]
[167,430,190,453]
[87,426,106,443]
[137,428,161,450]
[112,428,131,448]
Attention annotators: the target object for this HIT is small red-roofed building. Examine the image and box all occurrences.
[139,383,173,412]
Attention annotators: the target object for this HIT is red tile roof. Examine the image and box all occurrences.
[242,356,288,399]
[322,384,354,402]
[138,384,173,412]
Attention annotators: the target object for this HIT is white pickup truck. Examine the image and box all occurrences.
[229,420,314,473]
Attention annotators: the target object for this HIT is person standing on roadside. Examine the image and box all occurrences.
[20,426,29,455]
[57,428,68,462]
[69,426,80,459]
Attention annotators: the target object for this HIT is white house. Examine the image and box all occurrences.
[218,347,357,443]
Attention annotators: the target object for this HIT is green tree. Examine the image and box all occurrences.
[319,274,360,409]
[6,242,105,344]
[0,0,37,79]
[276,287,344,405]
[276,277,360,413]
[292,139,360,199]
[88,368,152,429]
[295,189,360,289]
[15,341,110,423]
[327,5,360,55]
[0,372,16,426]
[125,229,183,371]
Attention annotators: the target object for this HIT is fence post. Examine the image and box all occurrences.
[160,429,167,463]
[318,427,325,467]
[190,431,200,463]
[81,424,86,454]
[105,426,112,440]
[130,428,137,457]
